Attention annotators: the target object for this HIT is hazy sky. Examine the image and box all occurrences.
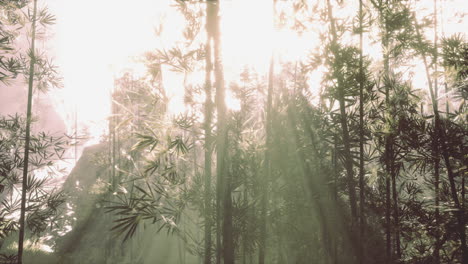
[44,0,281,141]
[46,0,168,141]
[2,0,466,143]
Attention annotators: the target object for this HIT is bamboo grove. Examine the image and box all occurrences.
[0,0,467,264]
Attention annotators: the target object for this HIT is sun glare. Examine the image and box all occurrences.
[47,0,320,143]
[47,0,467,146]
[222,0,275,75]
[48,0,167,144]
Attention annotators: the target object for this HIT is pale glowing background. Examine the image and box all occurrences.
[47,0,167,144]
[41,0,467,148]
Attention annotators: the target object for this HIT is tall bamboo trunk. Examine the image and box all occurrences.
[433,137,441,263]
[333,137,339,264]
[379,1,394,259]
[210,1,234,263]
[358,0,366,262]
[17,1,38,263]
[325,0,358,224]
[259,43,275,264]
[432,1,441,262]
[259,3,278,261]
[209,2,221,263]
[390,151,401,259]
[204,2,214,263]
[384,139,392,262]
[242,183,247,264]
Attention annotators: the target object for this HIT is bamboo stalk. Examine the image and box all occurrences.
[17,0,38,263]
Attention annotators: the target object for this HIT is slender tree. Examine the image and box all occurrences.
[259,2,276,263]
[206,2,221,263]
[432,1,441,263]
[17,0,38,262]
[208,1,234,263]
[325,0,358,223]
[382,2,393,259]
[258,50,274,264]
[358,0,365,262]
[370,0,398,259]
[204,1,214,263]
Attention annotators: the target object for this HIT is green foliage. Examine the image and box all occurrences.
[101,73,193,244]
[0,115,68,240]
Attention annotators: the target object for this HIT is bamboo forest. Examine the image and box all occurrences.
[0,0,467,263]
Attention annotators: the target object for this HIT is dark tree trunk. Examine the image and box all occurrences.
[385,140,392,262]
[259,46,274,264]
[379,1,394,259]
[204,2,214,263]
[358,0,366,262]
[325,0,358,224]
[433,2,441,262]
[17,1,38,263]
[390,154,401,259]
[210,1,234,263]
